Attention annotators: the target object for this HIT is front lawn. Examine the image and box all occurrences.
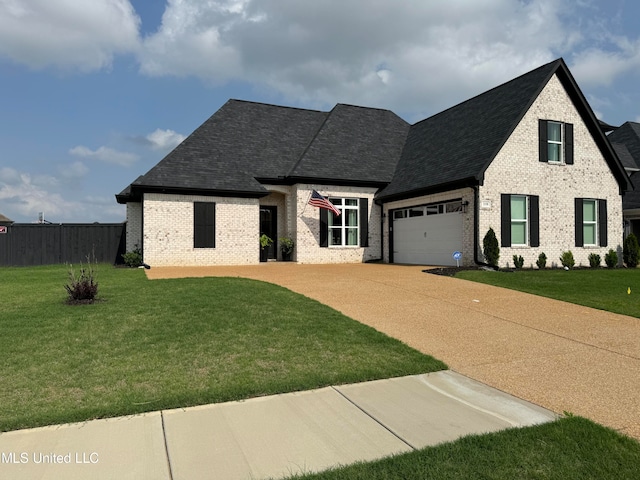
[0,264,445,432]
[456,268,640,318]
[290,416,640,480]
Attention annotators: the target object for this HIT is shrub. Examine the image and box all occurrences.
[588,253,601,268]
[65,258,98,304]
[512,255,524,269]
[483,228,500,267]
[560,251,575,269]
[605,249,618,268]
[536,252,547,269]
[122,244,143,267]
[623,234,639,268]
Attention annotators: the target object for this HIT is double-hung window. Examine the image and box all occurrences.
[500,194,539,247]
[539,120,574,164]
[575,198,607,247]
[510,195,528,246]
[328,198,359,246]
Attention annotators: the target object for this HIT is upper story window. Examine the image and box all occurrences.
[539,119,574,165]
[547,122,563,163]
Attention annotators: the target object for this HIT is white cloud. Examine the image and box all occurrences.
[0,0,140,71]
[0,171,76,221]
[146,128,186,151]
[58,161,90,179]
[70,145,139,167]
[135,0,640,116]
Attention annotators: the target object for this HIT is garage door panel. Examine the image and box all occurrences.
[393,212,462,266]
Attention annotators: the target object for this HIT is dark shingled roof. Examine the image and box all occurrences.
[117,59,630,205]
[288,104,409,184]
[609,122,640,170]
[612,143,638,171]
[623,171,640,210]
[377,58,630,201]
[118,100,409,203]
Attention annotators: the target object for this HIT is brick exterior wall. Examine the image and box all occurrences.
[478,74,624,268]
[382,188,476,266]
[293,184,381,264]
[125,202,142,253]
[142,193,259,266]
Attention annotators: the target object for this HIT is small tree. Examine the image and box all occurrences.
[623,233,639,268]
[483,228,500,268]
[536,252,547,269]
[605,249,618,268]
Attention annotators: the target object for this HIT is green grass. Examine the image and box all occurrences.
[289,416,640,480]
[456,268,640,318]
[0,264,445,432]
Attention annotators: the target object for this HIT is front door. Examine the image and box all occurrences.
[260,206,277,260]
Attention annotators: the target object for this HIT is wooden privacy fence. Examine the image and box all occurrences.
[0,223,126,266]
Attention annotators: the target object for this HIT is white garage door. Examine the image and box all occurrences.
[393,201,463,266]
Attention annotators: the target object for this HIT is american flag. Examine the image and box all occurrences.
[308,190,341,216]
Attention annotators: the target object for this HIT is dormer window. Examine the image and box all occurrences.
[539,120,574,164]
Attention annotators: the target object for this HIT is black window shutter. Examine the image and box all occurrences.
[575,198,584,247]
[529,195,540,247]
[539,120,548,163]
[599,199,607,247]
[359,198,369,247]
[565,123,574,165]
[501,194,511,247]
[319,208,328,247]
[194,202,215,248]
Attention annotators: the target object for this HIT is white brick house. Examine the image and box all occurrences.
[117,59,630,268]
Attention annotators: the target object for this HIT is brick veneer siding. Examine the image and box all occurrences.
[294,184,381,264]
[479,74,624,268]
[125,202,142,253]
[142,193,259,266]
[382,188,476,266]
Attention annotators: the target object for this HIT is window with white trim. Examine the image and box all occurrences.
[510,195,528,246]
[582,199,598,246]
[328,198,359,246]
[547,122,564,163]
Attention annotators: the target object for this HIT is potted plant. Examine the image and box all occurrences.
[279,236,295,261]
[259,234,273,262]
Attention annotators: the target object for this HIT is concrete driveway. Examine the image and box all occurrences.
[148,263,640,440]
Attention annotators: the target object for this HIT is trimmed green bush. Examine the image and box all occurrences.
[513,255,524,269]
[483,228,500,267]
[588,253,601,268]
[536,252,547,269]
[560,250,575,269]
[623,234,639,268]
[121,244,143,268]
[605,249,618,268]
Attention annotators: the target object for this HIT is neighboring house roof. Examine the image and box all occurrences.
[0,213,14,224]
[623,171,640,210]
[377,58,630,202]
[612,143,638,171]
[609,122,640,171]
[117,100,409,203]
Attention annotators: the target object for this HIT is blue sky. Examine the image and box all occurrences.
[1,0,639,223]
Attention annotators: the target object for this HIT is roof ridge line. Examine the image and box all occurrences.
[284,106,335,178]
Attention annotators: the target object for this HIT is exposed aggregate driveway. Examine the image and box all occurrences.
[147,263,640,440]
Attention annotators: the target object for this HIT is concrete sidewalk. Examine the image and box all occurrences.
[0,371,555,480]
